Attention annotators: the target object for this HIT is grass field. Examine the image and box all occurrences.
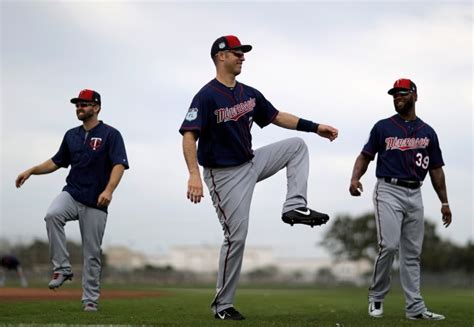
[0,285,473,326]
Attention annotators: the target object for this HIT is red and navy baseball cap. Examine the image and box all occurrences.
[387,78,417,95]
[70,89,101,105]
[211,35,252,58]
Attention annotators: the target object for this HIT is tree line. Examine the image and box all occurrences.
[2,213,472,274]
[321,212,473,273]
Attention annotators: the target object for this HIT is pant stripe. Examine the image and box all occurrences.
[371,182,384,289]
[209,169,232,311]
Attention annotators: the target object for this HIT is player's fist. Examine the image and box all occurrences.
[316,124,338,141]
[349,180,363,196]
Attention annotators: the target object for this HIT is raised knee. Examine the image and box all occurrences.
[291,136,305,145]
[44,210,65,224]
[289,137,307,150]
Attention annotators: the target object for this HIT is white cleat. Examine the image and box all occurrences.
[48,271,73,289]
[368,301,383,318]
[83,303,98,312]
[407,310,445,320]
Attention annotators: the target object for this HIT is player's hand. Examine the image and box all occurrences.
[317,124,338,141]
[441,205,452,227]
[15,170,32,188]
[187,173,204,204]
[349,180,363,196]
[97,190,113,208]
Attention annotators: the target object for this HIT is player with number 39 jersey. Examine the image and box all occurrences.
[362,114,444,182]
[349,78,451,321]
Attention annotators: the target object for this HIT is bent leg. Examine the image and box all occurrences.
[44,192,78,272]
[253,137,309,213]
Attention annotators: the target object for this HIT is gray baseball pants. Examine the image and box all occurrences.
[44,191,107,305]
[369,179,427,316]
[203,137,309,313]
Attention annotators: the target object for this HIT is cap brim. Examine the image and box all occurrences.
[232,45,252,53]
[387,87,410,95]
[70,98,100,104]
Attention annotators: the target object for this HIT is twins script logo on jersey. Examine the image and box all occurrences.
[89,137,103,151]
[186,108,198,121]
[385,137,430,151]
[214,98,256,123]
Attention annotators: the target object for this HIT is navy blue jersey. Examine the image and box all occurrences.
[52,121,129,212]
[362,114,444,182]
[0,255,20,270]
[179,79,278,167]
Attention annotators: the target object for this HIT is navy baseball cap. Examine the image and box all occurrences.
[388,79,417,95]
[211,35,252,58]
[70,89,101,105]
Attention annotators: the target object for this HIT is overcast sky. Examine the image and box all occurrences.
[1,1,472,259]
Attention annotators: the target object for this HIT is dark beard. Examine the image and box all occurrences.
[77,110,95,121]
[394,97,414,116]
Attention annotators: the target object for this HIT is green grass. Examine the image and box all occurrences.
[0,285,473,326]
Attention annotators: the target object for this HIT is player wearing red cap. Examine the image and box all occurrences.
[16,89,129,311]
[349,79,451,320]
[180,35,338,320]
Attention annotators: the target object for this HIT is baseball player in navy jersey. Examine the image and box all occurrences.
[0,255,28,287]
[349,79,452,320]
[16,89,129,312]
[180,35,338,320]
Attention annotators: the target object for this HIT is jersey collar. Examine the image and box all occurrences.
[212,78,239,92]
[77,120,104,134]
[394,114,420,124]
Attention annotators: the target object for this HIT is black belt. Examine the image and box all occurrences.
[384,177,421,189]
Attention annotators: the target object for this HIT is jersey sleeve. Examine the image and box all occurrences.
[108,129,129,169]
[51,132,71,168]
[361,123,381,160]
[179,95,208,137]
[252,89,279,128]
[427,129,444,169]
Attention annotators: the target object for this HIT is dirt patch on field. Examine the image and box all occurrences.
[0,288,168,301]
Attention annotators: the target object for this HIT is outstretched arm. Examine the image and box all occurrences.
[272,111,338,141]
[15,159,59,188]
[349,153,372,196]
[97,164,126,208]
[429,167,452,227]
[182,131,204,204]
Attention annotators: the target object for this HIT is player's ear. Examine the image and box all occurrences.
[217,51,227,62]
[413,93,418,102]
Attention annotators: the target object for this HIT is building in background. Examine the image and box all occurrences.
[104,245,371,285]
[106,246,148,271]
